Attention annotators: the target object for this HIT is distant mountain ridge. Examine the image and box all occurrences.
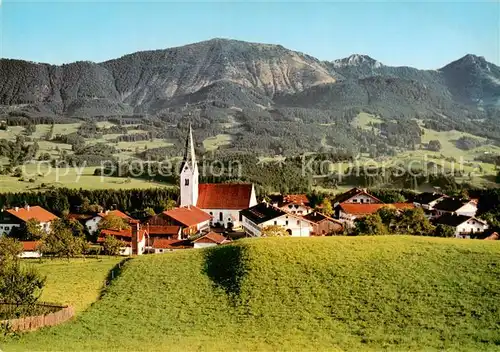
[0,38,499,119]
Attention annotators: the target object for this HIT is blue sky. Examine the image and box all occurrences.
[0,1,499,69]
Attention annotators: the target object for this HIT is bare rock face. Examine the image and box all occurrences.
[0,39,498,117]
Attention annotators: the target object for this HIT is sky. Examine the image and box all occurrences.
[0,1,499,69]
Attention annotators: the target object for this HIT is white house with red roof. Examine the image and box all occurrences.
[0,205,58,236]
[270,194,313,216]
[179,125,257,229]
[162,206,212,237]
[98,222,147,256]
[193,232,231,249]
[85,209,134,236]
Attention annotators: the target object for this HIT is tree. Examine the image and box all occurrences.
[496,171,500,184]
[162,199,177,211]
[427,140,442,152]
[0,238,45,307]
[39,219,88,259]
[261,225,290,237]
[377,206,399,229]
[354,213,388,236]
[24,218,45,240]
[144,207,156,217]
[102,235,124,256]
[98,214,130,231]
[319,198,334,217]
[399,208,435,236]
[434,224,456,238]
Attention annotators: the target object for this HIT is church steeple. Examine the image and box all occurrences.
[182,124,197,170]
[180,124,199,207]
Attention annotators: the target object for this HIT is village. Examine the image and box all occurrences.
[0,127,497,258]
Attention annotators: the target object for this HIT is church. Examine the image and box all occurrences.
[179,126,257,229]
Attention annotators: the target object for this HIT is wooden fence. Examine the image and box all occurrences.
[0,302,74,332]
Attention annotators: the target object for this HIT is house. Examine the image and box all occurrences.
[302,211,343,236]
[146,225,182,240]
[151,239,193,253]
[98,223,148,255]
[240,202,313,237]
[179,125,257,229]
[432,198,478,217]
[0,205,58,236]
[162,206,211,237]
[85,209,134,235]
[270,194,312,215]
[19,241,42,259]
[336,203,415,227]
[433,214,489,239]
[413,192,447,210]
[193,232,231,249]
[332,188,383,207]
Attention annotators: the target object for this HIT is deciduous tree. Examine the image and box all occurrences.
[261,225,290,237]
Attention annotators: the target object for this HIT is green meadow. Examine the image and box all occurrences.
[3,236,500,351]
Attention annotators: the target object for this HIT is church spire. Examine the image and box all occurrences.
[182,123,197,170]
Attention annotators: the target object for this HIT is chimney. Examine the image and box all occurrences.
[15,207,19,212]
[25,205,30,211]
[105,210,109,215]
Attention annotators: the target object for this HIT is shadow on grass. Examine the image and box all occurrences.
[99,257,132,299]
[203,245,246,298]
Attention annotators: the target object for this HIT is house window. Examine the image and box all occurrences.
[360,199,364,204]
[239,213,242,222]
[210,212,213,216]
[219,212,223,221]
[296,220,300,225]
[274,221,277,225]
[285,221,288,225]
[185,179,190,186]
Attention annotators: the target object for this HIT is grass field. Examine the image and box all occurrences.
[203,134,232,151]
[3,237,500,351]
[0,165,173,192]
[24,257,123,313]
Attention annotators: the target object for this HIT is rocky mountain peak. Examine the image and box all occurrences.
[332,54,383,68]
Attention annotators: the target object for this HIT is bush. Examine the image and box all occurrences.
[427,140,442,152]
[434,224,456,238]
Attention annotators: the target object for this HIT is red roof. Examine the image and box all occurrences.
[283,194,310,205]
[163,206,212,227]
[152,238,192,249]
[193,232,230,244]
[97,210,133,221]
[339,203,386,215]
[197,183,254,210]
[6,206,58,223]
[21,241,40,251]
[148,225,181,236]
[339,203,415,215]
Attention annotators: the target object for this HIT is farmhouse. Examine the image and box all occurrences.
[19,241,42,258]
[86,209,134,236]
[151,239,193,253]
[98,223,148,255]
[192,232,231,248]
[413,192,447,210]
[240,202,313,237]
[0,205,58,236]
[336,203,415,227]
[179,125,257,229]
[302,211,343,235]
[332,188,382,207]
[270,194,312,215]
[432,198,478,217]
[433,214,489,239]
[161,206,211,237]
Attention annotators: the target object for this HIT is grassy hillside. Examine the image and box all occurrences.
[3,237,500,351]
[28,258,123,313]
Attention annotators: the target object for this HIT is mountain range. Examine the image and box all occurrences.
[0,38,498,121]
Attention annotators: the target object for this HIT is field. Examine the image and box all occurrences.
[3,236,500,351]
[23,257,123,313]
[0,165,171,192]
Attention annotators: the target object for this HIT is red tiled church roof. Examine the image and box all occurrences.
[163,206,211,227]
[197,183,253,210]
[6,206,58,223]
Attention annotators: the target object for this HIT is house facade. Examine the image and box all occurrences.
[85,210,134,236]
[332,188,382,207]
[433,214,489,239]
[0,205,58,236]
[240,203,313,237]
[302,212,343,235]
